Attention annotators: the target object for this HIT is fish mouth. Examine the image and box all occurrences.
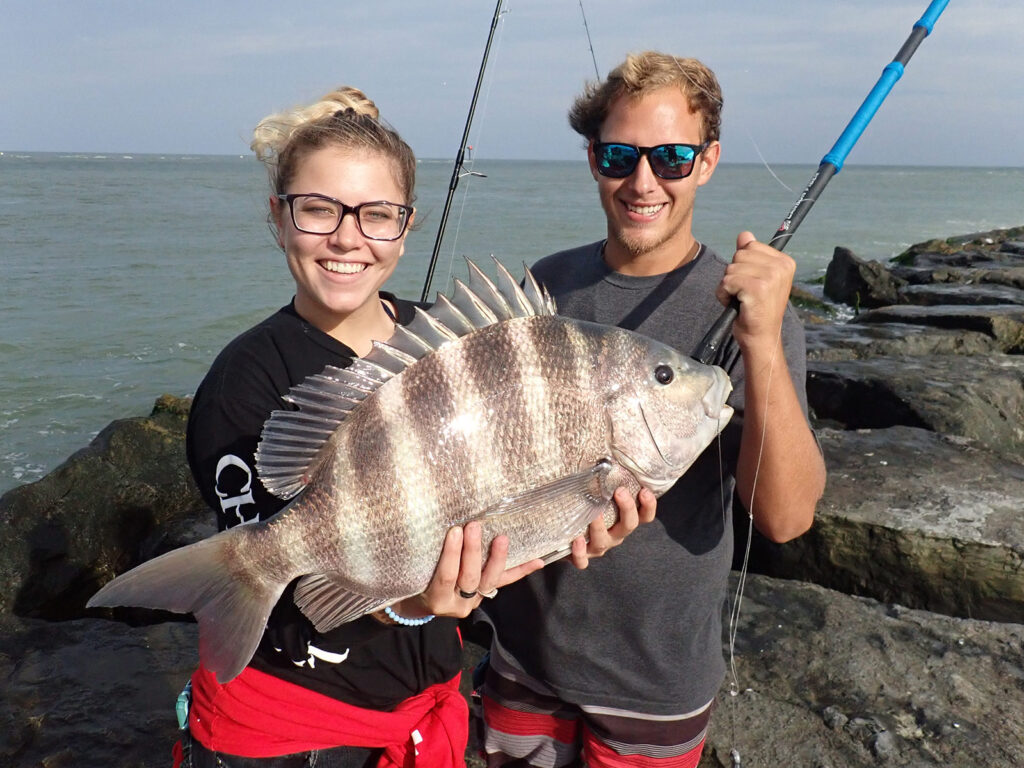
[705,368,734,420]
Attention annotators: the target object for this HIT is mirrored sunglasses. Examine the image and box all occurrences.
[593,142,709,180]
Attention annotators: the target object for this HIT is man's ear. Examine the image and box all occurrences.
[696,141,721,187]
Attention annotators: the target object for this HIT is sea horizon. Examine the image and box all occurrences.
[4,148,1023,171]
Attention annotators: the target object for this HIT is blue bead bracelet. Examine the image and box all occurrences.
[383,605,435,626]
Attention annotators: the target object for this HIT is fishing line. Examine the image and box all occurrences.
[722,326,781,768]
[744,126,795,195]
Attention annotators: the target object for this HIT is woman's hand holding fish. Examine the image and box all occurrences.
[396,522,545,619]
[569,487,657,570]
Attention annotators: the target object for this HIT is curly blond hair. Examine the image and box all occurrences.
[569,52,723,144]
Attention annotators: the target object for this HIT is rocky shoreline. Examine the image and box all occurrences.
[2,227,1022,767]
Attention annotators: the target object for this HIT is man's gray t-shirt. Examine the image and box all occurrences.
[483,240,810,715]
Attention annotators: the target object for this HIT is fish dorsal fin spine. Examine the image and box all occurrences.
[255,260,556,500]
[406,306,460,349]
[451,279,499,327]
[493,258,536,316]
[467,258,514,320]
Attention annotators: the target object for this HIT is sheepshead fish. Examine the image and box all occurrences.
[88,259,733,682]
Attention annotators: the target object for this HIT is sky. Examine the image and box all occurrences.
[1,0,1021,167]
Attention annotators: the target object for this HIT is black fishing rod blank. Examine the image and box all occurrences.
[694,0,950,365]
[420,0,506,303]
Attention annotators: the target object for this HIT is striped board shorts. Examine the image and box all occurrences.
[477,642,713,768]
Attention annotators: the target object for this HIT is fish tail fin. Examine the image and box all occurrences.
[87,528,286,683]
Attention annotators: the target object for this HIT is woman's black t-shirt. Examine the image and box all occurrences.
[185,294,462,710]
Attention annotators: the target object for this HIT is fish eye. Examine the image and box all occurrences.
[654,364,674,385]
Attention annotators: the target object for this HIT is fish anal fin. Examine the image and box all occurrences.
[293,574,392,632]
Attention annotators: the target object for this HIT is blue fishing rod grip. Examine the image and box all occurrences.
[821,63,904,172]
[916,0,950,33]
[821,0,949,172]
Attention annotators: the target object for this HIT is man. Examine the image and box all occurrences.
[479,51,826,767]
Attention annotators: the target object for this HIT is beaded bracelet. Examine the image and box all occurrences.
[383,605,435,626]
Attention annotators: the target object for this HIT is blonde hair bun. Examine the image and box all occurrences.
[251,86,380,163]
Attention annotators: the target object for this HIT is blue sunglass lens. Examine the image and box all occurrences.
[598,144,640,176]
[650,145,697,177]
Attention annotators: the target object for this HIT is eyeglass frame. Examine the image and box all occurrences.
[275,193,414,241]
[592,141,710,180]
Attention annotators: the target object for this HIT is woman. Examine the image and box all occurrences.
[180,85,653,768]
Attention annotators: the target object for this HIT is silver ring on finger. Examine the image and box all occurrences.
[480,588,498,599]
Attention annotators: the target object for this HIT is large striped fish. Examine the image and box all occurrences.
[88,259,733,682]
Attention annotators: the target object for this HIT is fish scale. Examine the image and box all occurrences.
[87,258,734,683]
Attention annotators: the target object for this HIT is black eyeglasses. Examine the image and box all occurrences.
[276,193,413,241]
[593,142,709,180]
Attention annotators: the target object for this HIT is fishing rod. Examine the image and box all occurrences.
[578,0,600,79]
[694,0,950,365]
[420,0,506,303]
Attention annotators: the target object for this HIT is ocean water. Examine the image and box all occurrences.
[2,152,1021,494]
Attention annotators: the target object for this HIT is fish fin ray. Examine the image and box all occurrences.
[406,306,460,348]
[86,528,285,683]
[466,259,515,320]
[293,574,391,632]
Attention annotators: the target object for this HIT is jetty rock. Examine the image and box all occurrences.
[755,226,1024,625]
[752,426,1024,623]
[3,577,1021,768]
[0,395,209,620]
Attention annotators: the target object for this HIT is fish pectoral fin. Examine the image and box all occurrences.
[472,459,615,544]
[539,546,573,565]
[293,574,391,633]
[477,459,613,519]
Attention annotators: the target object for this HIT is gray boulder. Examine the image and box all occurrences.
[897,282,1024,307]
[700,576,1024,767]
[891,225,1024,264]
[854,304,1024,354]
[0,395,208,619]
[806,355,1024,460]
[824,246,906,309]
[805,322,998,361]
[749,426,1024,623]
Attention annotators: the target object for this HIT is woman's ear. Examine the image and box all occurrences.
[269,195,286,249]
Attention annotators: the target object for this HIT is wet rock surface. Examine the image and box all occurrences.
[0,395,209,621]
[2,226,1022,766]
[3,578,1020,768]
[699,577,1024,767]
